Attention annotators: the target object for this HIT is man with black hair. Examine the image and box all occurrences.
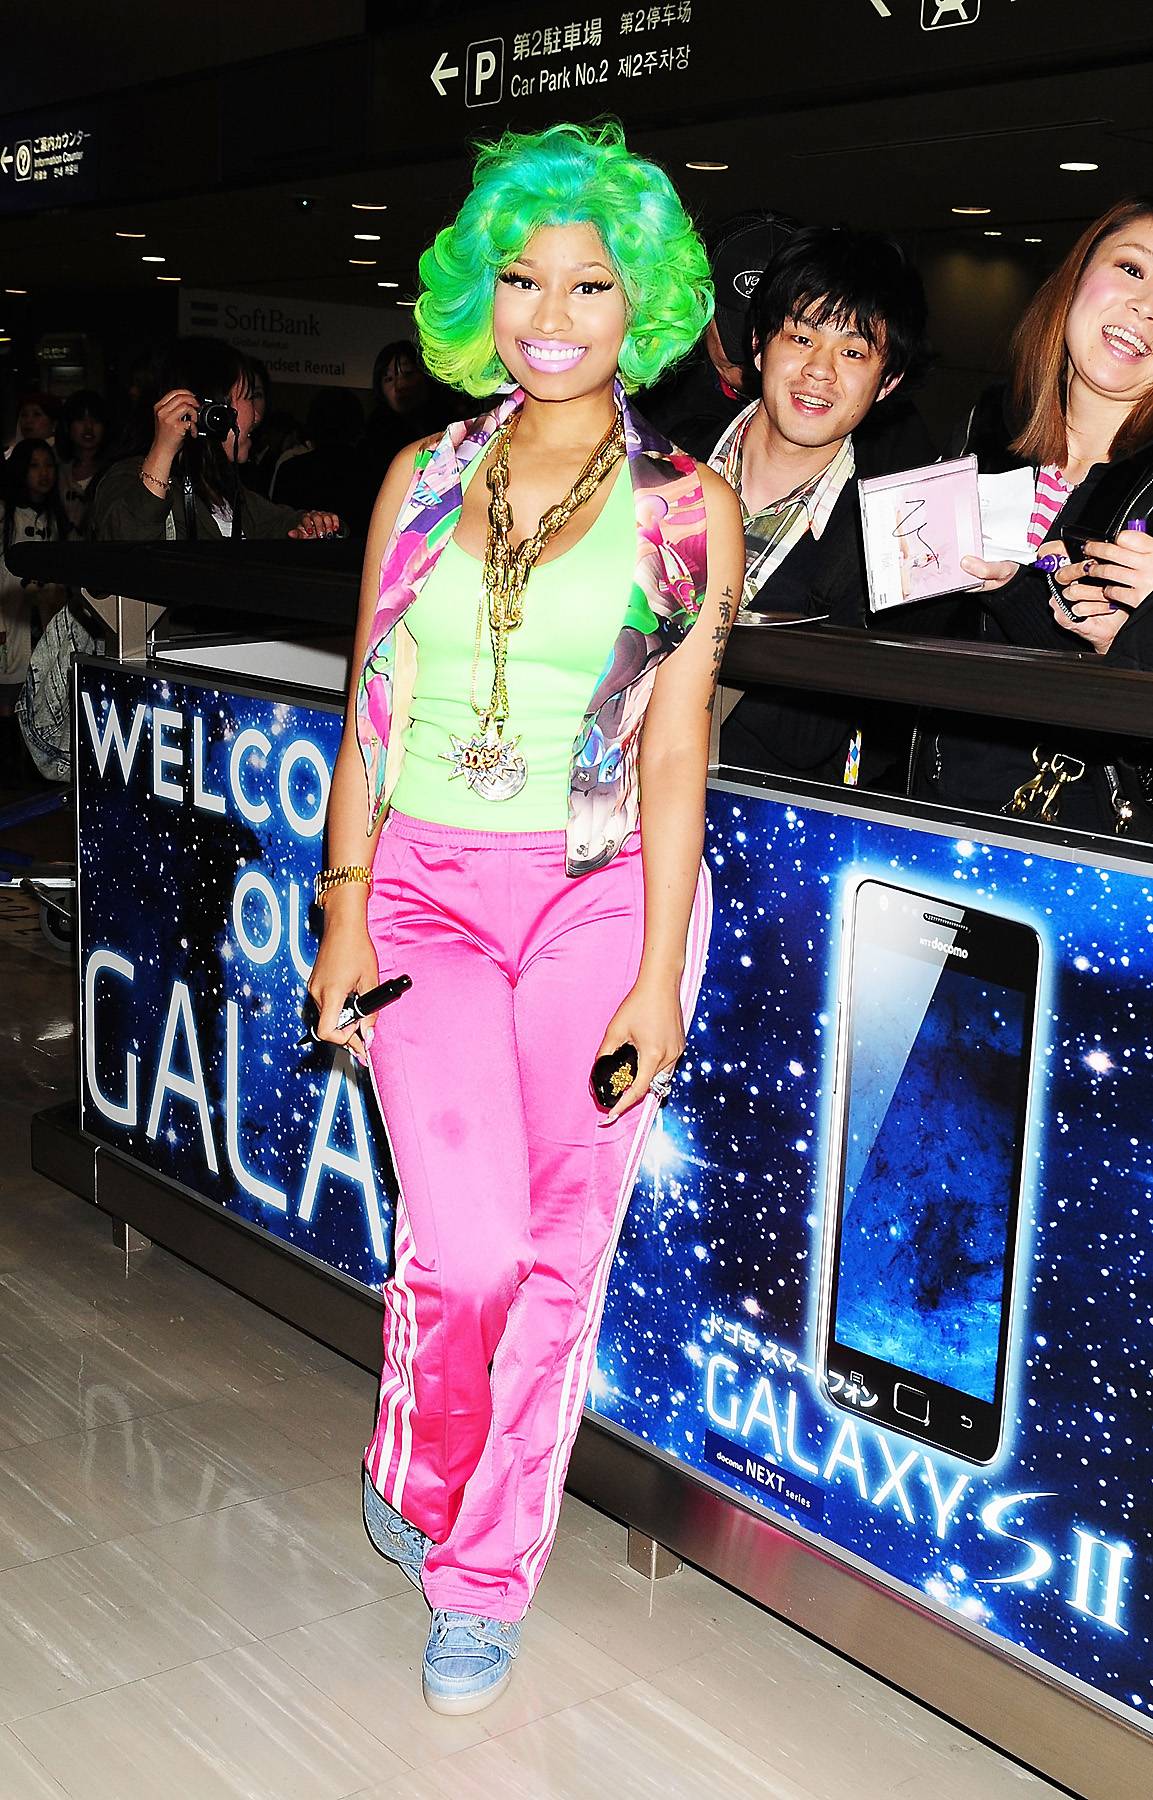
[714,225,935,786]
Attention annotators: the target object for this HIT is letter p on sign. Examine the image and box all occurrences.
[466,37,504,106]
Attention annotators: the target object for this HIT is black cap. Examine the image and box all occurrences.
[709,210,802,364]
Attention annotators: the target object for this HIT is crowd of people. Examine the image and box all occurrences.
[648,196,1153,837]
[4,180,1152,818]
[0,337,460,780]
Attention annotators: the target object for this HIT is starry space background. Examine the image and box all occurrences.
[593,783,1153,1728]
[77,665,395,1289]
[76,665,1151,1726]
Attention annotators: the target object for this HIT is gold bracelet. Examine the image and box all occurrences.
[314,865,372,906]
[140,467,170,495]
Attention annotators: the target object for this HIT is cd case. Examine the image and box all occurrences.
[858,456,984,613]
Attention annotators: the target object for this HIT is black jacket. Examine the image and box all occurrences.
[719,423,958,789]
[720,480,887,783]
[90,456,305,543]
[914,395,1153,835]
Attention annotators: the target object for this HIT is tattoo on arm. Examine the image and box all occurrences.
[705,586,737,714]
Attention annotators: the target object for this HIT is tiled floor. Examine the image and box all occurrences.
[0,846,1063,1798]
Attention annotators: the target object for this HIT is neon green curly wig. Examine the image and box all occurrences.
[414,120,713,396]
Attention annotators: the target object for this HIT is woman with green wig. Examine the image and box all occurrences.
[308,119,743,1713]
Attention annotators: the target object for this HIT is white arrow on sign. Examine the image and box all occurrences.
[430,51,460,97]
[0,148,11,176]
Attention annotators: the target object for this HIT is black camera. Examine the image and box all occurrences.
[197,398,239,440]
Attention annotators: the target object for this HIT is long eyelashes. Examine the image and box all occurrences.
[497,272,616,295]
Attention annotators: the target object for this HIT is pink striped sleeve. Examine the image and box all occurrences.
[1027,466,1072,549]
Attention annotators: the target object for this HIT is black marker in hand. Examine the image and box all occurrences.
[297,974,412,1046]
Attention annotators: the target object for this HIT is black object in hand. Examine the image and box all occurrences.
[297,974,412,1046]
[590,1041,639,1110]
[197,397,239,440]
[1060,535,1115,594]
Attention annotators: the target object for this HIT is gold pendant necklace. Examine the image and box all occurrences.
[442,404,626,801]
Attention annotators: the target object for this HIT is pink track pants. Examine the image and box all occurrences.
[363,811,711,1621]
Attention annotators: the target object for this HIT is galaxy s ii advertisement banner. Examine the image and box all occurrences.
[75,661,394,1290]
[74,658,1151,1725]
[592,783,1152,1732]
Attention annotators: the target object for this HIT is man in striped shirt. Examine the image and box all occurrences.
[712,226,932,787]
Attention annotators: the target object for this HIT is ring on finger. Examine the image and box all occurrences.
[649,1070,675,1101]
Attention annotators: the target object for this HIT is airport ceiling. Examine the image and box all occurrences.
[3,54,1153,309]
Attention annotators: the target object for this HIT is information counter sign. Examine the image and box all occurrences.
[0,108,98,213]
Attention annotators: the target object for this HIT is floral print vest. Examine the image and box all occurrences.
[356,383,708,876]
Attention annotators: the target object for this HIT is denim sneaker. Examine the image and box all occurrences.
[362,1471,429,1589]
[421,1609,522,1714]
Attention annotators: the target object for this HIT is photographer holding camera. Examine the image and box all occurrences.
[91,337,340,543]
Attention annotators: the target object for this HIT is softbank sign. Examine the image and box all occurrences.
[179,287,408,388]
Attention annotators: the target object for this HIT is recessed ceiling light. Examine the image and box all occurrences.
[397,299,417,308]
[377,280,399,288]
[1025,236,1043,244]
[352,202,388,211]
[349,258,377,266]
[1060,161,1098,172]
[141,255,166,263]
[157,275,182,282]
[983,230,1002,238]
[4,287,27,295]
[685,160,729,172]
[952,206,991,216]
[354,233,381,241]
[116,231,146,239]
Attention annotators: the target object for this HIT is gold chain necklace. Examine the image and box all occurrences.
[442,405,626,800]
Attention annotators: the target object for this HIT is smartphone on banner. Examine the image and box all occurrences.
[817,879,1041,1465]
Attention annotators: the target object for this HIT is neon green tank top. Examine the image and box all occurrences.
[389,454,634,831]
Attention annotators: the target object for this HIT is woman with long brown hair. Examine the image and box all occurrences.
[918,197,1153,834]
[90,337,341,543]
